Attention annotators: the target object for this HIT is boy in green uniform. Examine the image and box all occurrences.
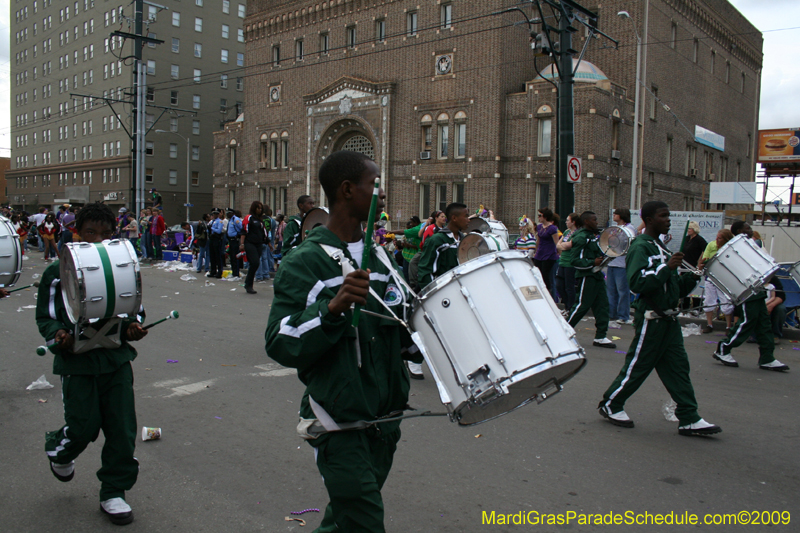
[598,201,721,436]
[281,194,316,256]
[266,150,423,533]
[712,221,790,371]
[36,202,148,525]
[417,202,469,288]
[566,211,616,348]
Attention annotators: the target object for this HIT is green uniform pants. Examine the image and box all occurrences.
[600,317,701,426]
[568,276,610,339]
[45,362,138,501]
[718,299,775,365]
[312,428,400,533]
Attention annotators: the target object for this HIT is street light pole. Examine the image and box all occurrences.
[155,130,191,222]
[618,10,642,211]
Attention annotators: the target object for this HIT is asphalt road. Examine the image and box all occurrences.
[1,256,799,532]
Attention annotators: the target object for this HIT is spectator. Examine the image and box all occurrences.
[555,212,582,314]
[195,214,210,273]
[58,206,77,250]
[255,206,276,281]
[533,207,560,299]
[116,208,129,238]
[681,221,707,312]
[208,210,225,278]
[514,216,536,257]
[150,208,166,261]
[139,209,151,259]
[31,207,48,253]
[150,188,163,209]
[421,210,446,248]
[698,229,734,334]
[240,201,266,294]
[607,208,635,327]
[752,230,763,248]
[400,216,423,282]
[226,209,243,278]
[39,213,60,261]
[274,213,286,254]
[122,213,140,254]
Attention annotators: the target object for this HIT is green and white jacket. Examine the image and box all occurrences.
[627,234,697,317]
[281,214,303,256]
[570,228,604,280]
[35,261,144,375]
[265,226,421,440]
[418,228,464,288]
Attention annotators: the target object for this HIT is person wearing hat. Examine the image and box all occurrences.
[116,208,129,239]
[226,209,243,278]
[150,188,162,209]
[514,216,536,257]
[208,210,225,278]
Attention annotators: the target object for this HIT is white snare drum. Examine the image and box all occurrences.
[457,232,509,263]
[599,225,637,257]
[60,239,142,324]
[487,219,509,246]
[467,217,509,247]
[410,250,586,426]
[704,234,779,306]
[0,216,23,288]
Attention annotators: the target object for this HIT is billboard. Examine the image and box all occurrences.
[708,182,757,204]
[757,128,800,163]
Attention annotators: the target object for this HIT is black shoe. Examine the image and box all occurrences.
[759,360,790,372]
[409,371,424,380]
[245,287,257,294]
[678,418,722,437]
[593,338,617,349]
[50,461,74,482]
[598,405,634,428]
[100,498,134,526]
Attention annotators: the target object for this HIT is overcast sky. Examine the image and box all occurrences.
[0,0,798,158]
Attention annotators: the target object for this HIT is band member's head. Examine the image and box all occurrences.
[445,202,470,232]
[319,150,382,220]
[640,201,670,235]
[296,194,316,214]
[730,220,753,239]
[580,211,598,233]
[75,202,116,243]
[613,208,631,225]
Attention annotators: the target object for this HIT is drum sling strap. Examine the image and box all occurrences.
[638,240,680,320]
[296,244,444,440]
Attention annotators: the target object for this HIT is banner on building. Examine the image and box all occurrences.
[757,128,800,163]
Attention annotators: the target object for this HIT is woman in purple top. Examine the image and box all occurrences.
[534,207,560,299]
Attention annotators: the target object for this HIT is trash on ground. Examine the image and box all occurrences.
[205,281,215,286]
[38,399,47,403]
[142,427,162,441]
[166,359,178,363]
[26,375,54,390]
[662,399,678,422]
[681,323,702,337]
[285,517,306,526]
[31,273,40,279]
[291,509,320,516]
[180,274,197,282]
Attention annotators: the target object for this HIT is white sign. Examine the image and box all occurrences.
[567,155,582,183]
[708,182,757,205]
[104,192,118,201]
[622,210,725,253]
[695,125,725,152]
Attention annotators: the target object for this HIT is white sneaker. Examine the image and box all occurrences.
[621,319,634,325]
[678,418,721,436]
[593,338,617,349]
[760,360,790,372]
[599,406,634,428]
[712,352,739,367]
[100,497,134,525]
[407,361,424,380]
[50,460,75,482]
[608,322,622,329]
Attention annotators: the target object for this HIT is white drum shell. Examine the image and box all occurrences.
[0,216,23,288]
[457,233,509,263]
[704,234,779,306]
[486,219,509,247]
[60,240,142,324]
[411,251,585,426]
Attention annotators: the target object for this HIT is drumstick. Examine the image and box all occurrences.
[8,281,40,293]
[678,221,690,253]
[352,178,381,328]
[143,310,179,330]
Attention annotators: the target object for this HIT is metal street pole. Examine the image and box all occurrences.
[155,130,191,222]
[555,13,575,220]
[618,10,642,211]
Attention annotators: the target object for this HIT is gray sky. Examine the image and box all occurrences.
[1,0,798,158]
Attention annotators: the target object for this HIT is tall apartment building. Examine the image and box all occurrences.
[8,0,247,223]
[213,0,761,227]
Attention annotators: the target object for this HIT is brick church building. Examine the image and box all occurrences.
[213,0,762,228]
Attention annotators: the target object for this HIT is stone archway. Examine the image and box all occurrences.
[314,118,378,205]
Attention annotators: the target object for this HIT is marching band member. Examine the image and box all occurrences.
[265,151,422,533]
[281,194,316,256]
[417,202,470,288]
[712,221,790,372]
[566,211,617,349]
[598,201,721,436]
[35,202,147,525]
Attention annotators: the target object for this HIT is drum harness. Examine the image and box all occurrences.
[295,243,447,440]
[637,240,688,321]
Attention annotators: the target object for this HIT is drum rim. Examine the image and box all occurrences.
[599,225,637,257]
[0,217,23,287]
[60,242,88,325]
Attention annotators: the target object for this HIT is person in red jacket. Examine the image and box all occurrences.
[150,208,166,261]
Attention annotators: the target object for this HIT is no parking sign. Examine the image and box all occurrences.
[567,155,582,183]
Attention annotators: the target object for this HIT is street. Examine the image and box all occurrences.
[1,257,798,532]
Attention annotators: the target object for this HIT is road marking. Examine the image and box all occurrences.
[252,363,297,377]
[164,379,216,398]
[152,378,190,388]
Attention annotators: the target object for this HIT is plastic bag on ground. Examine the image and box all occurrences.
[681,323,702,337]
[662,399,678,422]
[180,274,197,282]
[26,375,54,390]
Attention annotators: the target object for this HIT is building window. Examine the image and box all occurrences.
[236,77,243,91]
[270,136,279,169]
[146,87,155,102]
[741,72,746,93]
[441,3,452,29]
[422,124,432,152]
[693,39,698,63]
[191,171,199,186]
[171,64,179,79]
[296,39,304,61]
[649,86,658,120]
[666,137,672,172]
[710,50,716,74]
[194,17,203,32]
[670,23,677,49]
[220,74,228,88]
[145,168,153,182]
[238,4,245,18]
[320,33,329,55]
[346,26,356,49]
[419,183,431,218]
[145,141,154,155]
[171,38,179,53]
[169,143,178,159]
[537,118,552,157]
[436,183,448,213]
[455,122,466,158]
[281,134,289,168]
[220,98,227,113]
[376,19,385,42]
[192,94,200,109]
[146,60,155,74]
[169,169,178,186]
[238,29,244,43]
[272,45,280,65]
[192,120,200,135]
[407,11,417,36]
[438,124,449,159]
[536,183,550,210]
[236,53,244,66]
[193,69,201,83]
[229,143,237,173]
[172,12,180,27]
[453,182,465,204]
[725,61,731,84]
[222,1,230,14]
[170,91,178,105]
[194,43,202,57]
[192,146,200,160]
[170,117,178,132]
[221,49,228,63]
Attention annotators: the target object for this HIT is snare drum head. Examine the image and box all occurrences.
[300,207,329,241]
[59,245,84,324]
[467,217,490,234]
[458,233,507,263]
[599,226,635,257]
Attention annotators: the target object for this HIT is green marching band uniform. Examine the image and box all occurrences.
[35,260,144,501]
[566,227,611,339]
[417,228,463,288]
[599,234,703,426]
[716,290,782,367]
[265,226,423,533]
[281,214,304,256]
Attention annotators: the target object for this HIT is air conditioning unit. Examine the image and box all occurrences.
[689,168,698,178]
[419,151,431,160]
[708,173,716,182]
[611,149,621,160]
[258,162,267,169]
